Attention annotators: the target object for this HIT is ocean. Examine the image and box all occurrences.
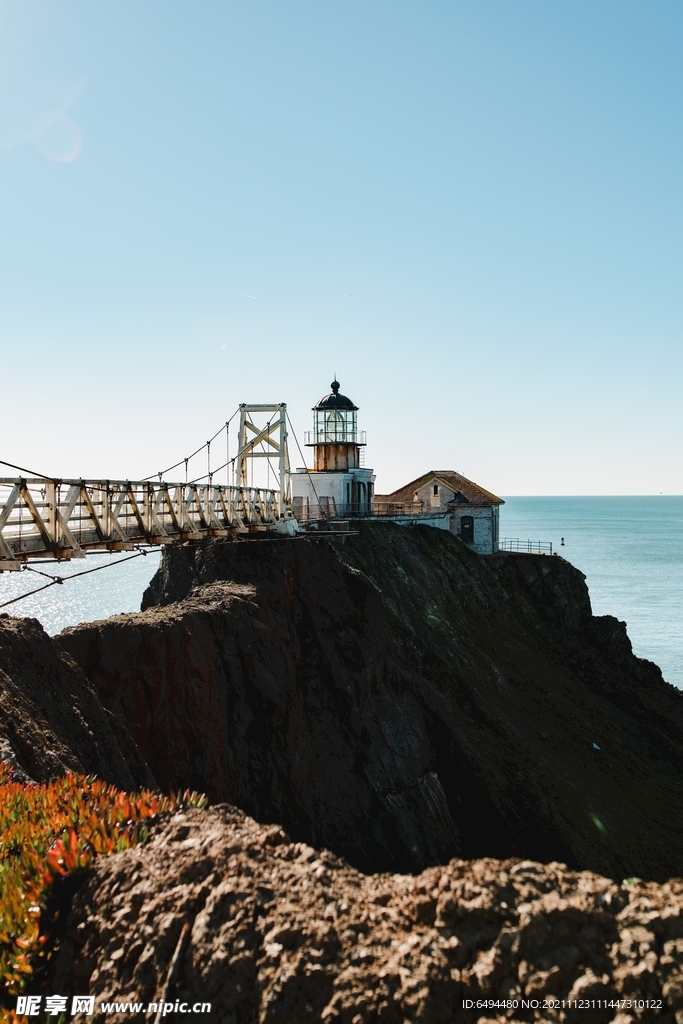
[0,549,162,637]
[501,496,683,689]
[0,496,680,687]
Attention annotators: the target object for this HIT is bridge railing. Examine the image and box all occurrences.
[0,478,283,570]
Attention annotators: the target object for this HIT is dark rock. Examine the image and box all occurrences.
[0,614,154,788]
[58,525,683,881]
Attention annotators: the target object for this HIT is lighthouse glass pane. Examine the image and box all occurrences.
[314,408,357,442]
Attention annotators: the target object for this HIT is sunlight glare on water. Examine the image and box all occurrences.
[0,550,161,636]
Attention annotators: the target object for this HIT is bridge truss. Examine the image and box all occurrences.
[236,403,291,511]
[0,402,301,571]
[0,479,289,572]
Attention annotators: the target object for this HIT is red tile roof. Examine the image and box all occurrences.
[377,470,504,506]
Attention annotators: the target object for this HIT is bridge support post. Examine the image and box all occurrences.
[237,404,291,517]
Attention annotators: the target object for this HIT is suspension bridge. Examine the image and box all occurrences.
[0,404,296,573]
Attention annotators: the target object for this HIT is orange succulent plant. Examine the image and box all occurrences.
[0,762,206,1020]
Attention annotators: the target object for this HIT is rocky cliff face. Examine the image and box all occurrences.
[46,804,683,1024]
[58,525,683,882]
[0,614,153,789]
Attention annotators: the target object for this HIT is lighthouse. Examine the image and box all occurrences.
[291,380,375,519]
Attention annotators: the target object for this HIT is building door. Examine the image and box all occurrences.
[461,516,474,543]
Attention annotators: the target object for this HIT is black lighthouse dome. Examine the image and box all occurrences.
[313,380,358,411]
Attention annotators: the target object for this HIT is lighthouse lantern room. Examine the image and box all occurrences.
[311,381,362,470]
[292,380,375,519]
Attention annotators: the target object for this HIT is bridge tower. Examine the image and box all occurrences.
[236,403,291,516]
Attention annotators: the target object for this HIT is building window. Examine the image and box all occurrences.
[461,516,474,544]
[433,484,439,495]
[314,407,356,443]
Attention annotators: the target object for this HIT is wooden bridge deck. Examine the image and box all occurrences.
[0,477,285,570]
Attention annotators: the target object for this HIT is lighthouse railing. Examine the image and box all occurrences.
[303,430,367,445]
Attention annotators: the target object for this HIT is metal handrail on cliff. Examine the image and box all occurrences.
[499,537,553,555]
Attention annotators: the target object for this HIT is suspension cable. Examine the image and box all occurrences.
[143,409,240,482]
[0,459,51,481]
[0,550,148,610]
[286,412,323,509]
[185,458,235,484]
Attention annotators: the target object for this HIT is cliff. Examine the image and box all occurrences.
[57,524,683,882]
[0,613,153,789]
[46,804,683,1023]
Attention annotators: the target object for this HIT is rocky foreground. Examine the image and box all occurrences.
[47,804,683,1024]
[3,525,683,1020]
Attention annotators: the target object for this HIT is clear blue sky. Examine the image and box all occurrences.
[1,1,681,494]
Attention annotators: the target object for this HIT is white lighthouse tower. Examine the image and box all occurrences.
[291,380,375,519]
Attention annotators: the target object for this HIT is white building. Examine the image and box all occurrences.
[291,380,375,519]
[375,470,504,555]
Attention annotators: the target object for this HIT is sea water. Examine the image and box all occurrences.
[0,497,680,688]
[0,550,162,636]
[502,496,683,689]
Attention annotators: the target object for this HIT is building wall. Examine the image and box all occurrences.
[411,479,498,554]
[382,512,452,532]
[292,467,375,516]
[414,480,449,510]
[449,505,498,555]
[292,468,499,550]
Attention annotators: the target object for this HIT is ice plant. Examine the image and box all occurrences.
[0,762,206,1017]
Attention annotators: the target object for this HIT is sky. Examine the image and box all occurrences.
[0,1,681,495]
